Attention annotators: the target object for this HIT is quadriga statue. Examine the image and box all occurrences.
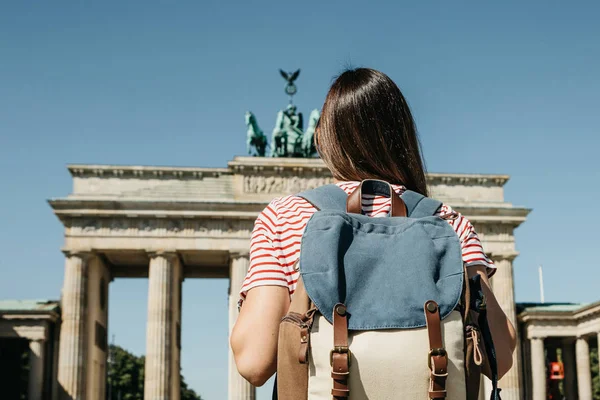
[245,107,320,158]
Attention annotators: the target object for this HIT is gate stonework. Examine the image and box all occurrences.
[49,156,530,400]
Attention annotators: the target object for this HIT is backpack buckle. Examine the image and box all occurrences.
[428,348,447,369]
[330,346,352,367]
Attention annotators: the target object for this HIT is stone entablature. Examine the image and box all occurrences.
[0,300,59,341]
[65,157,512,205]
[0,320,51,341]
[48,157,530,303]
[519,302,600,339]
[51,157,529,259]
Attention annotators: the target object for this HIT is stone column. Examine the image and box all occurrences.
[598,332,600,378]
[86,256,110,400]
[57,252,90,400]
[519,337,532,399]
[576,336,592,400]
[144,252,181,400]
[530,337,546,400]
[28,339,45,400]
[228,252,255,400]
[562,339,577,400]
[52,321,61,400]
[170,257,183,400]
[491,256,522,400]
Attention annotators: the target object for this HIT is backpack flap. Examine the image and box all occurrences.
[299,210,464,330]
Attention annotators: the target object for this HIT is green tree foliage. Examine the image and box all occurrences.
[107,345,202,400]
[181,377,203,400]
[107,345,144,400]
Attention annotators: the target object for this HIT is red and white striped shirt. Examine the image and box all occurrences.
[239,181,494,304]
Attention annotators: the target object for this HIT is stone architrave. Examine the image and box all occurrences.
[228,252,256,400]
[144,252,182,400]
[57,252,90,400]
[576,336,593,400]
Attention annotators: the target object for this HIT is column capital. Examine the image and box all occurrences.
[62,249,95,260]
[489,251,519,262]
[13,325,48,342]
[230,250,250,260]
[147,250,179,260]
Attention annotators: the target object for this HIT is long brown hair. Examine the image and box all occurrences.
[315,68,429,196]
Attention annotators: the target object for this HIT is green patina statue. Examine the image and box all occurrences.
[302,108,320,157]
[271,104,304,157]
[245,69,320,158]
[245,111,267,157]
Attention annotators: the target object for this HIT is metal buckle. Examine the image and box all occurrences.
[330,346,352,367]
[479,295,487,311]
[427,348,447,369]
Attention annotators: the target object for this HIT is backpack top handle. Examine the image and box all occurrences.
[346,179,407,217]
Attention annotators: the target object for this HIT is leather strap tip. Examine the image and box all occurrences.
[331,388,350,397]
[429,390,447,398]
[331,371,350,378]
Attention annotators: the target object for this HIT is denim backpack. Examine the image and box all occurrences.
[274,180,501,400]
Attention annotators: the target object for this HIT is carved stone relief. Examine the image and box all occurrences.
[65,218,254,238]
[243,175,334,194]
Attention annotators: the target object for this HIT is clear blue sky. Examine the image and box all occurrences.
[1,1,599,399]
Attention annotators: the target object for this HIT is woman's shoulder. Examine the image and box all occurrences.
[265,194,316,214]
[435,202,459,219]
[255,194,318,232]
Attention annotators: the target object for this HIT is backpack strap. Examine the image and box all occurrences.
[401,190,443,218]
[331,303,350,399]
[425,300,449,399]
[297,184,348,211]
[299,185,443,217]
[469,274,502,400]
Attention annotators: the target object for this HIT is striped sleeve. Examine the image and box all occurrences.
[239,199,294,301]
[437,204,496,276]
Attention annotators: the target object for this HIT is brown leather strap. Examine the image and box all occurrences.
[346,179,407,217]
[424,300,448,399]
[288,276,310,314]
[299,326,309,364]
[331,303,350,398]
[298,306,317,364]
[462,265,471,324]
[346,186,363,214]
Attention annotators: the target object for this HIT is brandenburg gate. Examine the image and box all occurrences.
[49,156,532,399]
